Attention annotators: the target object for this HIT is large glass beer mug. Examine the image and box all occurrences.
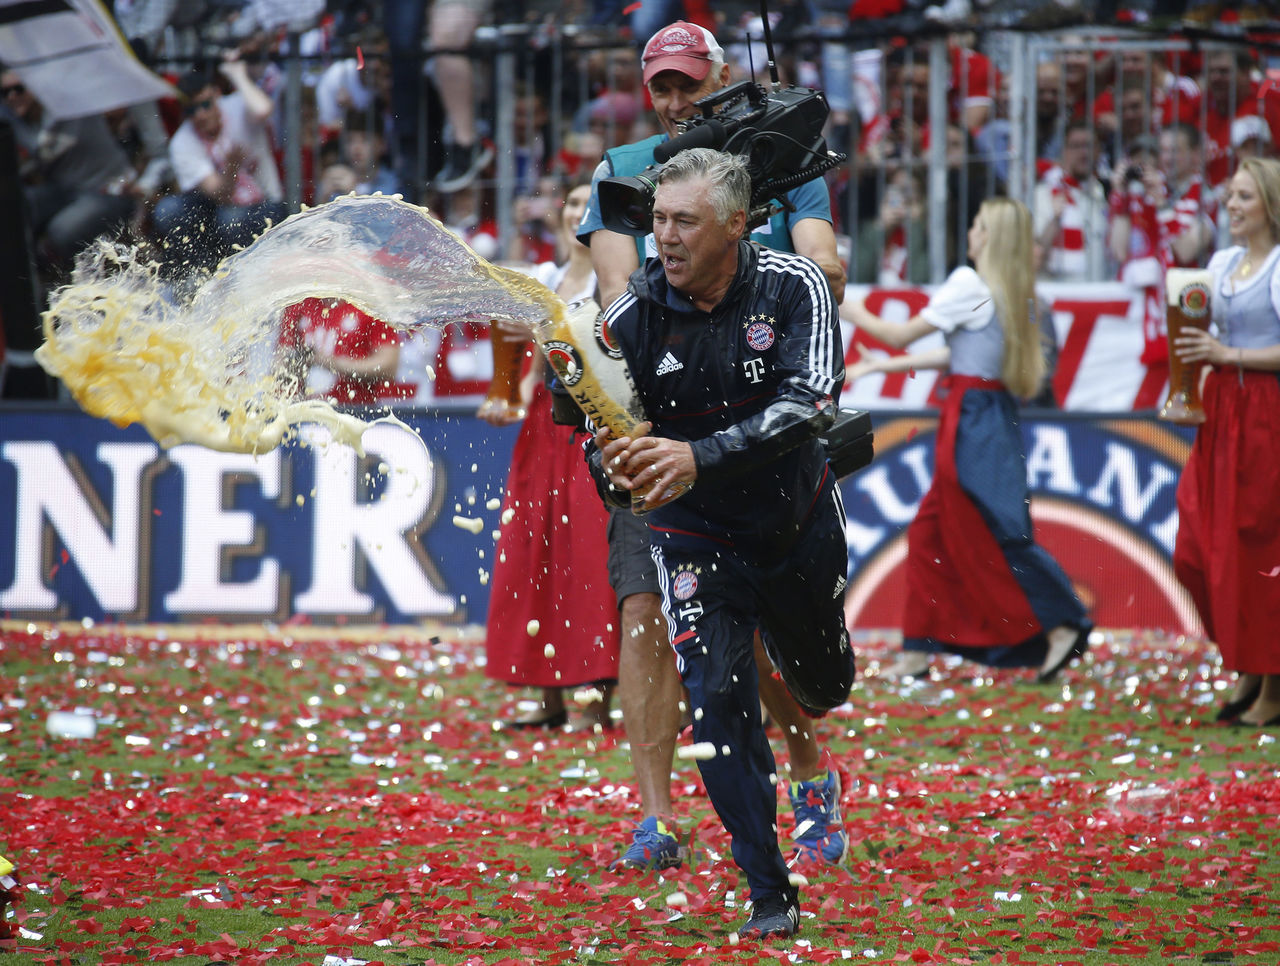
[1159,268,1212,425]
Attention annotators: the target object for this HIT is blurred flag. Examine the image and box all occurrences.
[0,0,173,120]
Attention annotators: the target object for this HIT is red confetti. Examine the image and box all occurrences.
[3,623,1278,962]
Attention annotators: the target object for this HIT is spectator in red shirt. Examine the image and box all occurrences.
[948,38,1000,133]
[277,297,402,405]
[1094,49,1200,146]
[1107,125,1217,373]
[1232,113,1275,166]
[1158,122,1218,269]
[1202,48,1273,189]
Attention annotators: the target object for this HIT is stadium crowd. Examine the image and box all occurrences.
[2,0,1279,401]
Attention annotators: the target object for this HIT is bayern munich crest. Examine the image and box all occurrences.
[672,568,699,601]
[594,311,624,360]
[746,320,775,352]
[1178,281,1210,318]
[542,340,583,386]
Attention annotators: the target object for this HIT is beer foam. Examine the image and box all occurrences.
[36,195,567,455]
[1164,267,1212,309]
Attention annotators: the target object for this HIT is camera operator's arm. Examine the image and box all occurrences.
[791,217,846,302]
[590,229,641,309]
[578,156,642,309]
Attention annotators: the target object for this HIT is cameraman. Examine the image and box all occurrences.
[576,20,850,878]
[590,148,855,939]
[578,21,845,307]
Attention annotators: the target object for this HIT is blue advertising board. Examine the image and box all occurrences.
[0,405,517,625]
[0,405,1198,633]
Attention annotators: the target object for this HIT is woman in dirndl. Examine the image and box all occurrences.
[843,197,1092,681]
[1172,156,1280,728]
[478,179,619,730]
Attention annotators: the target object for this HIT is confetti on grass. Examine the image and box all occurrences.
[4,623,1280,963]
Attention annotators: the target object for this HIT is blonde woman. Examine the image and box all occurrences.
[1173,157,1280,727]
[844,198,1092,680]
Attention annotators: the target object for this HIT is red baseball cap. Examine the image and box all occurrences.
[641,21,723,85]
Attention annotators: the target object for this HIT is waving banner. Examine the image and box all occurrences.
[0,0,173,120]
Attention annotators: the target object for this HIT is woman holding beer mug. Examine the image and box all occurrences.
[843,198,1092,681]
[1172,157,1280,727]
[478,177,619,730]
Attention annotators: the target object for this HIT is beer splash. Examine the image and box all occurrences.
[35,195,573,454]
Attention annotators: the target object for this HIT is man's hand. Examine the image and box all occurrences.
[595,421,697,509]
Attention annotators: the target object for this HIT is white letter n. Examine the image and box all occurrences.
[1,441,154,614]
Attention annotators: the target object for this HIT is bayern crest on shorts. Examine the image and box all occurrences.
[746,321,775,351]
[672,568,699,601]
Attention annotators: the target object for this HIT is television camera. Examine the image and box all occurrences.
[598,79,846,237]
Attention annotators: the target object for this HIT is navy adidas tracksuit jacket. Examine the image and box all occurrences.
[588,240,857,900]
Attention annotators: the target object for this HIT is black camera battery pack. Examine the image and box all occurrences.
[821,408,874,480]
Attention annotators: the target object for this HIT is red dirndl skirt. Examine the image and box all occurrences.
[483,384,620,687]
[1174,367,1280,674]
[903,376,1085,662]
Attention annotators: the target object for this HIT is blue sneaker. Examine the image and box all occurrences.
[788,769,848,866]
[609,816,683,872]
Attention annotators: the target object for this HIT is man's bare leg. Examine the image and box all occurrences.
[753,634,849,866]
[618,591,682,819]
[753,637,824,782]
[428,1,481,146]
[608,590,685,870]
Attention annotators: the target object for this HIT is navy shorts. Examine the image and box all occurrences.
[606,505,659,606]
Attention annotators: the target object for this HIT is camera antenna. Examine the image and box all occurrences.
[758,0,781,90]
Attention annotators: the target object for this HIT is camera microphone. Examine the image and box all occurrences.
[653,119,730,163]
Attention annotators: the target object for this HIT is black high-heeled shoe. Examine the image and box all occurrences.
[1215,679,1262,723]
[503,709,568,730]
[1037,623,1093,683]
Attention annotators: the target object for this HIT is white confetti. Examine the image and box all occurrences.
[543,643,556,659]
[665,891,688,908]
[676,742,718,760]
[788,872,809,887]
[527,620,541,636]
[486,497,502,510]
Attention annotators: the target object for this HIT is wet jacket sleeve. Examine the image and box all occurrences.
[583,432,631,510]
[690,258,844,485]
